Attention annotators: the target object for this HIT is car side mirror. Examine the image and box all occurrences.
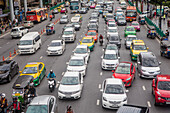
[125,90,129,93]
[66,62,69,65]
[85,34,87,36]
[19,71,22,73]
[118,57,120,59]
[88,50,90,53]
[159,62,161,65]
[112,70,115,73]
[17,43,19,45]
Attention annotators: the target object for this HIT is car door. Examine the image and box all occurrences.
[137,54,142,72]
[79,73,83,89]
[49,98,54,113]
[38,64,43,80]
[10,62,15,77]
[62,40,65,50]
[131,64,135,80]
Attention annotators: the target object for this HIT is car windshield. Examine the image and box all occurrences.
[104,54,117,60]
[0,65,9,72]
[133,45,147,50]
[108,23,116,27]
[115,63,131,74]
[105,84,124,94]
[127,37,137,41]
[82,39,92,43]
[106,45,117,50]
[118,17,125,20]
[69,59,84,66]
[106,15,113,18]
[75,48,87,54]
[61,76,79,85]
[87,32,96,36]
[158,81,170,90]
[49,42,61,46]
[103,11,108,15]
[19,40,32,45]
[142,57,159,67]
[126,27,135,31]
[109,36,119,41]
[108,29,117,33]
[26,105,48,113]
[64,31,73,35]
[132,23,139,26]
[22,67,37,74]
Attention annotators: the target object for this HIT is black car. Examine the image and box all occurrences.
[0,60,19,83]
[107,34,121,48]
[87,23,98,32]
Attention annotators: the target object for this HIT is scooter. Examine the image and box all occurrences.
[99,39,103,46]
[48,78,55,92]
[27,94,35,104]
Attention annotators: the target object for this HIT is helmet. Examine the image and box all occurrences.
[50,70,53,74]
[1,93,5,98]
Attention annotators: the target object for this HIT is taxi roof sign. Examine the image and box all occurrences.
[27,62,38,65]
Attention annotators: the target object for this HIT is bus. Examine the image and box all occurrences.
[70,0,80,13]
[126,6,137,22]
[26,8,48,23]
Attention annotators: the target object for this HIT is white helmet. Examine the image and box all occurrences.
[1,93,5,98]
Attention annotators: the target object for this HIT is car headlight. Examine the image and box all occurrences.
[123,97,127,102]
[72,90,81,94]
[103,97,107,101]
[102,61,106,65]
[141,69,146,72]
[126,77,132,81]
[79,69,85,72]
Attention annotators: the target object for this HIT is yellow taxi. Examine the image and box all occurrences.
[80,37,95,51]
[130,40,149,60]
[19,62,46,86]
[74,14,83,21]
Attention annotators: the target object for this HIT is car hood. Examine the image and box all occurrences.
[20,73,38,79]
[113,73,130,80]
[132,25,140,28]
[141,66,160,72]
[59,84,81,92]
[126,41,132,45]
[67,65,86,71]
[103,93,127,101]
[74,53,88,57]
[103,59,119,64]
[48,46,62,51]
[107,32,118,36]
[81,43,93,47]
[62,34,73,37]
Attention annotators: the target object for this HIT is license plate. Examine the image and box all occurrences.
[166,102,170,104]
[130,19,132,21]
[111,104,118,107]
[15,93,20,96]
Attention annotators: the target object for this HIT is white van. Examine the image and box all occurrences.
[18,32,41,54]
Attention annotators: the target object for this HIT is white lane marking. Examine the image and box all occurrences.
[142,85,146,91]
[40,56,43,59]
[100,72,103,76]
[97,100,100,105]
[0,47,1,48]
[7,42,9,44]
[99,84,101,89]
[102,49,104,51]
[62,72,65,75]
[156,37,160,43]
[0,32,10,39]
[147,101,151,107]
[56,84,59,88]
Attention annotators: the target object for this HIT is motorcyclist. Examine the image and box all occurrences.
[99,34,103,45]
[66,105,73,113]
[47,70,56,86]
[12,97,22,113]
[52,11,55,18]
[28,83,36,97]
[49,15,53,21]
[0,93,8,113]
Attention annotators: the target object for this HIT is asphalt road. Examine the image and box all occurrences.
[0,1,170,113]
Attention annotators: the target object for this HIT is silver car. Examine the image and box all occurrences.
[124,35,137,49]
[23,21,34,28]
[11,26,29,38]
[26,95,58,113]
[137,52,161,78]
[60,15,69,24]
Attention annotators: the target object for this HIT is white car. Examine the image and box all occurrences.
[62,28,76,42]
[107,22,118,30]
[47,40,65,55]
[107,27,118,37]
[101,78,127,109]
[101,50,120,70]
[73,45,90,64]
[120,2,126,9]
[60,15,69,24]
[23,21,34,28]
[67,56,87,76]
[58,72,83,99]
[88,19,99,26]
[11,26,29,38]
[124,35,137,49]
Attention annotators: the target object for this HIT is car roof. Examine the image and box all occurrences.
[70,55,84,60]
[30,95,55,105]
[132,40,144,44]
[140,52,156,58]
[64,28,74,31]
[51,40,62,43]
[157,75,170,80]
[83,37,93,39]
[20,32,39,40]
[64,71,80,77]
[105,50,116,54]
[88,30,97,32]
[106,78,123,85]
[127,35,137,38]
[26,62,41,67]
[62,15,68,18]
[108,27,117,30]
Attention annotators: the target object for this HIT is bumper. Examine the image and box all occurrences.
[75,27,80,31]
[140,72,160,78]
[60,21,67,24]
[63,38,74,42]
[118,23,126,26]
[58,91,81,99]
[33,78,40,86]
[11,34,22,38]
[102,64,117,70]
[126,44,131,48]
[155,97,170,105]
[47,50,63,55]
[18,49,35,54]
[102,100,127,109]
[126,18,136,22]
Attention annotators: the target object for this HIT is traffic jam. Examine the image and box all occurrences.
[0,0,170,113]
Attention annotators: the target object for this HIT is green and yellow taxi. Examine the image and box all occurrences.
[130,40,149,60]
[124,26,136,37]
[80,37,95,51]
[20,62,46,86]
[74,14,83,21]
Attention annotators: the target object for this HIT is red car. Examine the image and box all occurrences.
[152,75,170,106]
[85,30,98,42]
[90,4,96,9]
[112,62,136,87]
[60,8,67,13]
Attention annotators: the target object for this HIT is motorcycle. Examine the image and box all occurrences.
[27,94,35,104]
[99,38,103,46]
[48,78,56,92]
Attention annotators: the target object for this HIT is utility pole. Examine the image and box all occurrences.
[159,1,162,29]
[40,0,43,8]
[9,0,15,21]
[136,0,138,8]
[24,0,27,17]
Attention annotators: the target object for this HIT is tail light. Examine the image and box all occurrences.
[28,24,30,26]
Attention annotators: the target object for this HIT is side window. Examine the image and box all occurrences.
[103,80,106,90]
[61,41,63,45]
[11,62,15,69]
[39,64,43,71]
[35,35,40,42]
[131,64,133,72]
[155,78,157,86]
[49,98,54,113]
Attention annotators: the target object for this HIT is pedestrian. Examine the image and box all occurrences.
[166,30,169,40]
[165,11,168,18]
[0,93,8,113]
[163,14,166,21]
[15,18,18,26]
[9,20,12,29]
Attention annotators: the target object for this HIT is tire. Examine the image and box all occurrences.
[50,88,53,93]
[8,75,12,82]
[154,100,159,106]
[22,33,24,36]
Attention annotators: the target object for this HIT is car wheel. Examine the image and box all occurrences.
[34,48,36,53]
[8,74,12,82]
[22,33,24,36]
[160,52,163,56]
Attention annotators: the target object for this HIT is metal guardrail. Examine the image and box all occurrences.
[50,2,65,11]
